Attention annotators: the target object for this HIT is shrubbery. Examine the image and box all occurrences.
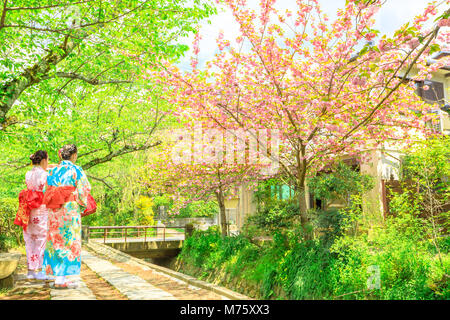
[329,192,448,299]
[134,195,155,225]
[0,197,21,251]
[244,200,300,236]
[307,162,374,211]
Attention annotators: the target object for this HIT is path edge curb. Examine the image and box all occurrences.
[83,240,252,300]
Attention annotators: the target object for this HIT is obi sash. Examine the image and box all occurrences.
[14,189,45,231]
[42,186,76,210]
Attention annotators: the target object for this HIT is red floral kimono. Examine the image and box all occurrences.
[42,160,91,277]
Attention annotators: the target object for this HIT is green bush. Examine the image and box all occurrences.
[330,192,449,300]
[180,226,222,269]
[309,208,346,245]
[0,197,21,251]
[307,162,374,210]
[181,226,252,269]
[245,200,301,235]
[179,202,449,300]
[278,239,338,299]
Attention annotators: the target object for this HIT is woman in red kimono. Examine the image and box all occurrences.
[15,150,52,281]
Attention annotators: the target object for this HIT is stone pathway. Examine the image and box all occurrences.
[50,275,96,300]
[2,263,123,300]
[2,245,248,300]
[80,263,127,300]
[81,250,176,300]
[113,262,228,300]
[85,241,249,300]
[9,270,96,300]
[3,275,51,300]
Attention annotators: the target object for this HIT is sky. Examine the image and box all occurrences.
[177,0,443,71]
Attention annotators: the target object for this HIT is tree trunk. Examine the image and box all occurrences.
[295,158,312,239]
[293,144,310,228]
[296,184,309,225]
[216,191,228,237]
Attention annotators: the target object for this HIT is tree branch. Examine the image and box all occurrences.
[0,35,82,128]
[87,174,114,189]
[82,141,162,170]
[0,0,7,27]
[341,22,444,141]
[50,72,133,85]
[6,0,95,11]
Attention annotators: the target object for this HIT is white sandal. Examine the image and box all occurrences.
[35,273,54,282]
[26,274,37,281]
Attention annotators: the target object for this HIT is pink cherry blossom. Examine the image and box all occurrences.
[144,0,446,222]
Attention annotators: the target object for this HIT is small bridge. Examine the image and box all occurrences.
[82,225,192,259]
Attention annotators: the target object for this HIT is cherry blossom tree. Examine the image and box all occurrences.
[140,125,268,236]
[152,0,450,229]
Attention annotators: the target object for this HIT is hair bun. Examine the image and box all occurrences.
[60,144,78,160]
[30,150,48,165]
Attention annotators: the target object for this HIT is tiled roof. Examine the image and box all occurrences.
[428,51,450,71]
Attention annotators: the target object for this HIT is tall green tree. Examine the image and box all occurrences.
[0,0,215,127]
[0,0,216,195]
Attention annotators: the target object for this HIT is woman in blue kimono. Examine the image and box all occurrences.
[42,144,91,289]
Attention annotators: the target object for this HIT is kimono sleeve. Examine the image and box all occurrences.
[38,169,48,191]
[75,168,91,209]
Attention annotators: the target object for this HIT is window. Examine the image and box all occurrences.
[270,184,294,200]
[309,192,323,210]
[415,80,445,105]
[225,208,236,225]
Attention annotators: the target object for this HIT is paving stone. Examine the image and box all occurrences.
[50,276,96,300]
[14,281,48,289]
[81,250,176,300]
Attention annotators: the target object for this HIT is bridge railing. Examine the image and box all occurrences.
[85,225,187,244]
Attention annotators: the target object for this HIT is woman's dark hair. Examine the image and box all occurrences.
[30,150,48,165]
[60,144,78,160]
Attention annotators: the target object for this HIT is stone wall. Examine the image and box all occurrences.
[170,257,287,300]
[161,217,218,231]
